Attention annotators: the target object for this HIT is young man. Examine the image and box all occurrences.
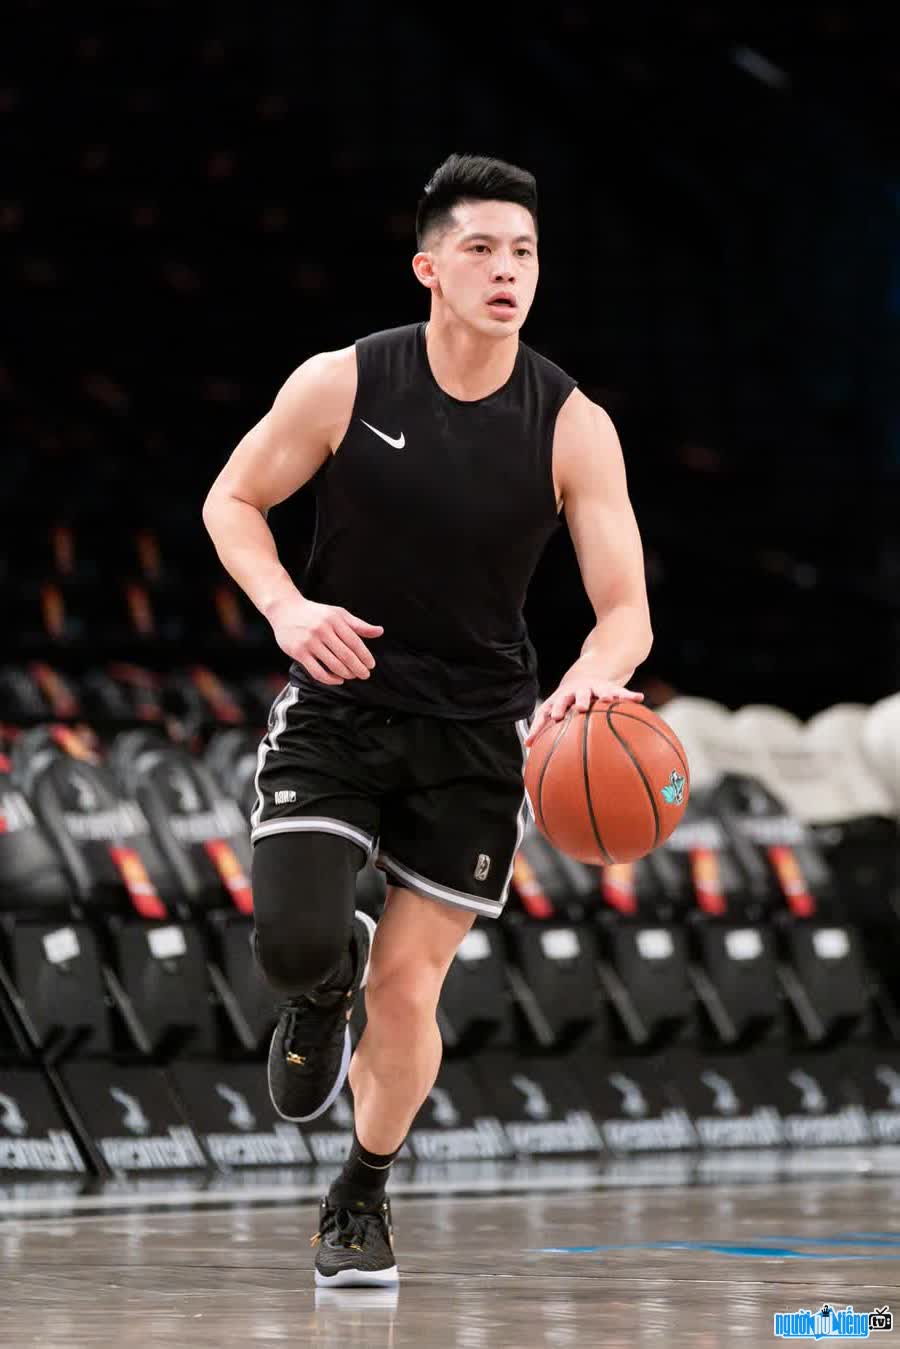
[202,153,653,1286]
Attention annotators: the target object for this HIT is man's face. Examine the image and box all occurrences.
[417,199,539,336]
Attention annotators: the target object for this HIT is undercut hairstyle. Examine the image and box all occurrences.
[415,153,538,249]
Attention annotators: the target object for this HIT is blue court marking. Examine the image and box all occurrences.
[531,1240,900,1260]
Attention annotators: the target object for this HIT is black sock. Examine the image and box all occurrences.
[328,1130,402,1210]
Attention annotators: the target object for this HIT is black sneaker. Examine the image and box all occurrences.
[267,910,376,1123]
[312,1196,398,1288]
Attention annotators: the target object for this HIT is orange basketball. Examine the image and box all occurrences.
[523,701,690,865]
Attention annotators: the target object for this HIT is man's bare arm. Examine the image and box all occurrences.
[555,390,653,683]
[526,391,652,742]
[202,349,350,617]
[202,348,383,685]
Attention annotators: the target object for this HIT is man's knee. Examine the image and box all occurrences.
[366,961,445,1025]
[254,922,350,995]
[250,831,362,996]
[364,889,475,1022]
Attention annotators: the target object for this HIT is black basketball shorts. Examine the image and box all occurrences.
[250,684,534,918]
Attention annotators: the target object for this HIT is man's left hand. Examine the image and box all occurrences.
[524,670,644,747]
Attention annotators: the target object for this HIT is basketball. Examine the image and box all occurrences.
[523,701,690,864]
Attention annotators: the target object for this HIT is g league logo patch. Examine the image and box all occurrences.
[474,853,491,881]
[661,770,686,806]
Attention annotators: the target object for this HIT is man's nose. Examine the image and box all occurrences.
[491,252,516,281]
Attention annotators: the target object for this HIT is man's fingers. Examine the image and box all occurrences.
[310,638,357,681]
[334,617,376,671]
[524,708,549,746]
[550,693,574,720]
[591,689,645,705]
[320,628,370,679]
[525,687,644,745]
[343,611,384,638]
[301,654,344,686]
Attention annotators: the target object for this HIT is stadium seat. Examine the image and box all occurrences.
[0,748,112,1062]
[655,696,739,789]
[79,664,167,729]
[9,726,218,1060]
[164,666,249,743]
[801,702,900,1013]
[706,773,873,1048]
[108,727,276,1054]
[437,922,513,1055]
[507,823,693,1054]
[805,702,898,841]
[861,694,900,811]
[731,703,858,825]
[648,783,783,1049]
[204,727,261,820]
[0,663,82,725]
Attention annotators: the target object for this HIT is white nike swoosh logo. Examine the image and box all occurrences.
[360,419,405,449]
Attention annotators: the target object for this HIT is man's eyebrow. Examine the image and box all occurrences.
[458,232,536,244]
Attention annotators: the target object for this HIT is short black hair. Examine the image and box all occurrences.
[415,153,538,249]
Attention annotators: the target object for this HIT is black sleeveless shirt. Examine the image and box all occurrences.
[289,321,577,720]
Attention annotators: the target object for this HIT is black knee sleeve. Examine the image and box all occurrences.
[251,831,365,996]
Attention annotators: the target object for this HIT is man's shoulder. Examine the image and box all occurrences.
[295,343,357,388]
[355,321,420,350]
[277,345,358,426]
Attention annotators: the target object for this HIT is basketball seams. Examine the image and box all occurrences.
[604,706,689,779]
[582,708,614,866]
[533,710,574,836]
[605,705,661,849]
[528,701,687,865]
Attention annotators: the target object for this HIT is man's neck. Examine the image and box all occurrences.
[424,311,518,402]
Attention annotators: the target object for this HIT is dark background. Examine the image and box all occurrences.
[2,2,898,717]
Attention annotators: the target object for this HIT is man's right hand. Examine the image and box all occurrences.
[268,595,383,685]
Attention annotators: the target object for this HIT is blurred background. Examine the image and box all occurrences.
[2,2,899,714]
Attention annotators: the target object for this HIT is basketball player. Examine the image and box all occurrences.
[202,154,653,1285]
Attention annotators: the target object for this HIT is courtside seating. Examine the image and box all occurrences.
[861,694,900,812]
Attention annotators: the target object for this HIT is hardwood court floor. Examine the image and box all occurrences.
[2,1174,900,1346]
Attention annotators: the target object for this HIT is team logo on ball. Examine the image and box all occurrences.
[661,771,686,806]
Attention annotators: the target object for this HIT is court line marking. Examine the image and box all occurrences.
[530,1240,900,1260]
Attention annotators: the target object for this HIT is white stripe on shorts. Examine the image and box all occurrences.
[250,683,299,831]
[497,718,531,905]
[377,851,505,918]
[251,816,376,856]
[515,715,535,824]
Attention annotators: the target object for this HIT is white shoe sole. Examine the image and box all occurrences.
[314,1264,399,1288]
[267,909,378,1125]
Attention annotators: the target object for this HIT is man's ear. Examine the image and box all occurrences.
[412,251,438,291]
